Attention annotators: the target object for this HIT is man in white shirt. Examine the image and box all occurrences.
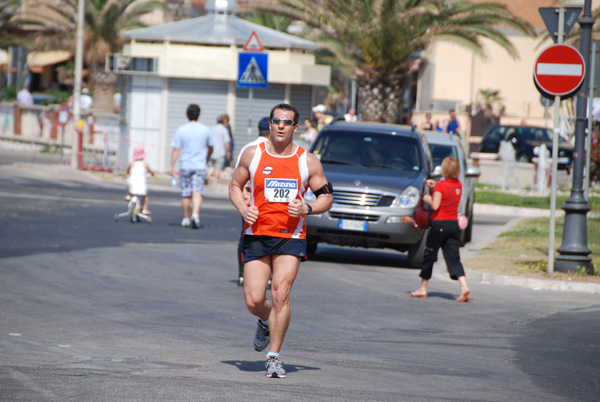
[206,114,231,184]
[17,87,34,104]
[80,88,93,111]
[344,108,358,122]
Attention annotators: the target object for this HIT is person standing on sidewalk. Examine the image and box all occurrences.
[234,116,271,287]
[168,104,213,229]
[206,115,231,184]
[410,156,472,302]
[229,103,333,378]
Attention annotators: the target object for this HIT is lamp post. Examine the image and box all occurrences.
[555,0,594,274]
[70,0,85,168]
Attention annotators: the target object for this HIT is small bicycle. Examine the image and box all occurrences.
[114,194,152,224]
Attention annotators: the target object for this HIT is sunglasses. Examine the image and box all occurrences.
[271,117,296,126]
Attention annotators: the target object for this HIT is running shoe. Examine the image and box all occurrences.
[181,218,191,227]
[265,356,285,378]
[191,214,200,229]
[253,320,270,351]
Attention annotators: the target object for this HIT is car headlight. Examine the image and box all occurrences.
[392,186,420,209]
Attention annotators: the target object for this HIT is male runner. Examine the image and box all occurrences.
[229,103,333,378]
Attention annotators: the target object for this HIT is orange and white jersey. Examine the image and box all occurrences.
[244,142,309,239]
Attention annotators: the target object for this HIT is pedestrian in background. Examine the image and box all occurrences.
[17,86,34,104]
[344,108,358,122]
[229,103,333,378]
[206,115,231,184]
[222,114,234,167]
[80,88,93,111]
[300,118,318,145]
[234,116,271,287]
[421,113,434,130]
[410,156,472,302]
[125,145,155,215]
[445,109,460,137]
[312,104,332,131]
[168,104,213,229]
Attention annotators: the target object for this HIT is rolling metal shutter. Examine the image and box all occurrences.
[290,85,313,131]
[166,79,228,167]
[234,84,285,152]
[233,84,313,159]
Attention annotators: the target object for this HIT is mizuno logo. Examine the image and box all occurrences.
[266,180,297,188]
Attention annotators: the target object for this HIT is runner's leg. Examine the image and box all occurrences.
[244,256,272,321]
[268,254,300,353]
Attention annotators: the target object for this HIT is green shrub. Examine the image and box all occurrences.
[2,86,17,99]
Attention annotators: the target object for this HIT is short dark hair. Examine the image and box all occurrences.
[217,115,226,124]
[258,116,270,137]
[187,104,200,121]
[270,103,299,125]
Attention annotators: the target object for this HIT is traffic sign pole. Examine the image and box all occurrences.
[584,42,596,198]
[238,32,268,141]
[548,8,565,275]
[555,0,594,274]
[247,88,253,141]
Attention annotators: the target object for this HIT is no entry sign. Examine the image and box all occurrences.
[534,44,585,98]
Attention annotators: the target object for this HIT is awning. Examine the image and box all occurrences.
[27,50,72,73]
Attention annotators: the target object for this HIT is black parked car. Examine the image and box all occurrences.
[478,125,574,170]
[305,121,435,267]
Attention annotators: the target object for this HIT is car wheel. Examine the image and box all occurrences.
[406,229,428,268]
[517,153,529,163]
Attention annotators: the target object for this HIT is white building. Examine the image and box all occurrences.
[111,0,330,171]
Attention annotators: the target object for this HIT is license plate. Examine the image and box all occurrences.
[338,219,368,231]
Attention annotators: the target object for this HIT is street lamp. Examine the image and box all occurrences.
[70,0,85,168]
[555,0,594,274]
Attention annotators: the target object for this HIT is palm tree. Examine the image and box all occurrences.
[245,12,292,32]
[26,0,168,111]
[0,0,43,89]
[252,0,535,123]
[0,0,25,50]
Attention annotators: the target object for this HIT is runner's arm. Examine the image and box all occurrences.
[229,146,259,224]
[304,153,333,215]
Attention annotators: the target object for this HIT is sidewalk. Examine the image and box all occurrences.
[2,161,598,294]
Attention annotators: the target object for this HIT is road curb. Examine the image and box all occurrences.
[474,203,561,217]
[466,268,600,294]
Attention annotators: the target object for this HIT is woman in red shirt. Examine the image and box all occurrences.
[410,156,473,302]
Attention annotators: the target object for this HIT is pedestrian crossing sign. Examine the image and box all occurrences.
[237,52,268,89]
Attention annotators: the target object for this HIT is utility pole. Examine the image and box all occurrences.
[555,0,594,274]
[70,0,85,168]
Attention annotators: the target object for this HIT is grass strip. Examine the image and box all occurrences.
[466,216,600,279]
[475,187,600,211]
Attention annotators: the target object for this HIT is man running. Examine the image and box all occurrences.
[229,103,333,378]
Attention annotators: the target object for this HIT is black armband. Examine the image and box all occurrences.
[313,182,333,197]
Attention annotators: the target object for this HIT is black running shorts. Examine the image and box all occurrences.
[242,235,307,263]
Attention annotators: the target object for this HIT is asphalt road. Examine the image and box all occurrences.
[0,153,599,401]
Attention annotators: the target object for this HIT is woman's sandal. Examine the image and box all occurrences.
[410,291,428,298]
[456,291,473,302]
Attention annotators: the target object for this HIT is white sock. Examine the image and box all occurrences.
[267,351,279,359]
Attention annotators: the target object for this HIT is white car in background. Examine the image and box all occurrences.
[424,131,481,245]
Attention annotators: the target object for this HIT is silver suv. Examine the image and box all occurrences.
[305,122,434,267]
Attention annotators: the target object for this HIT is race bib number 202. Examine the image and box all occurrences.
[264,178,298,203]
